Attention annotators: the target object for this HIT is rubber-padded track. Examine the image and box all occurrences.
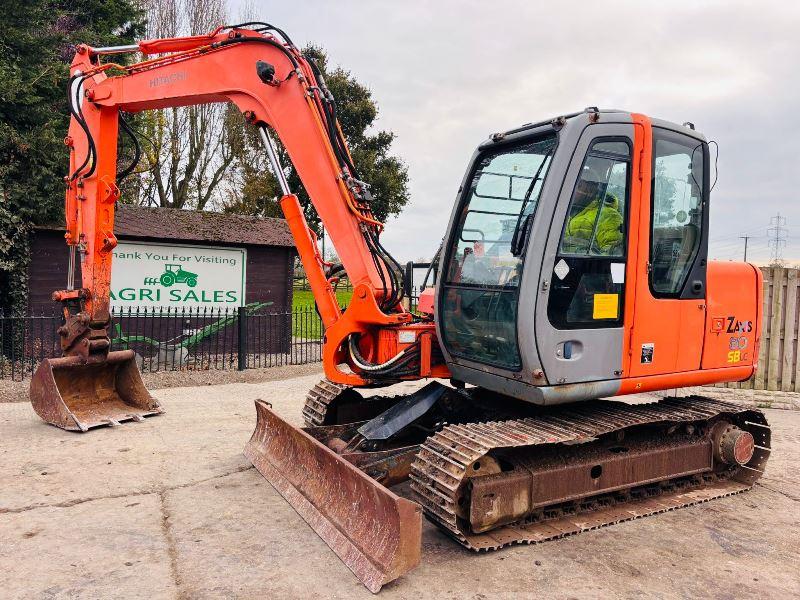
[409,396,770,550]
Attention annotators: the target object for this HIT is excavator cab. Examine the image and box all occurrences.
[249,108,766,592]
[435,109,749,403]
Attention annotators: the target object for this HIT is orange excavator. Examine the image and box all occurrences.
[35,23,770,592]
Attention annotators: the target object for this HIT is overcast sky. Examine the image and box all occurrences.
[230,0,800,265]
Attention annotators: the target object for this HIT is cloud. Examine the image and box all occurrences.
[231,0,800,263]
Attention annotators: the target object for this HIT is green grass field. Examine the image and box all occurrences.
[291,288,352,338]
[291,289,352,310]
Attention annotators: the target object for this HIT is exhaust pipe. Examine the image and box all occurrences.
[30,350,163,431]
[244,400,422,593]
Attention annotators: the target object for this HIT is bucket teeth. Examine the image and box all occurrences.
[30,350,162,432]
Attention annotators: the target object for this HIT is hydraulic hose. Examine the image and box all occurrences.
[117,113,142,182]
[348,334,419,373]
[223,22,295,46]
[67,74,97,181]
[211,36,299,70]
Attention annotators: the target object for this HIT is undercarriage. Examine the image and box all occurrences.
[245,379,770,592]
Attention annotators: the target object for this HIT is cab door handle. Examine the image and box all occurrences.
[557,340,582,359]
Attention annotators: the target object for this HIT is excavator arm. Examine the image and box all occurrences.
[56,24,447,385]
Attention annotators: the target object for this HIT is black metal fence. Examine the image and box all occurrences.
[0,284,430,381]
[0,305,325,381]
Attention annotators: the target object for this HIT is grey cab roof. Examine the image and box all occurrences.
[485,107,707,147]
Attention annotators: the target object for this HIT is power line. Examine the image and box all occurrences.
[709,225,769,244]
[740,235,751,261]
[708,239,767,260]
[710,237,764,251]
[768,212,787,265]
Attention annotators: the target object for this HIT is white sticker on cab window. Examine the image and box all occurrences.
[610,262,625,284]
[554,259,570,280]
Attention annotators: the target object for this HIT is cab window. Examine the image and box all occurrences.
[445,136,556,287]
[650,130,705,296]
[559,140,629,257]
[548,138,631,329]
[441,133,557,369]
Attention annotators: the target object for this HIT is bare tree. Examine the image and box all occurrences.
[134,0,234,210]
[216,0,284,217]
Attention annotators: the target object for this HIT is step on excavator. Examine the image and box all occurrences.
[38,22,770,592]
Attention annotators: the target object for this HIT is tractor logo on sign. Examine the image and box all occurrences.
[144,264,198,288]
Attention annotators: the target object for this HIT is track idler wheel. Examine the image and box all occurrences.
[712,422,755,466]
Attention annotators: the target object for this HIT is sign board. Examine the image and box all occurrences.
[110,241,246,312]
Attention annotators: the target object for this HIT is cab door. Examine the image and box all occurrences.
[627,121,709,377]
[534,123,635,384]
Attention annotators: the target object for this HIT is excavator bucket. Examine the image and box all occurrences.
[30,350,163,432]
[244,400,422,593]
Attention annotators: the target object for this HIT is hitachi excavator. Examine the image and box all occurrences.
[34,23,770,593]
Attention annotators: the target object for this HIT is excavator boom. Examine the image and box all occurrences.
[33,24,450,434]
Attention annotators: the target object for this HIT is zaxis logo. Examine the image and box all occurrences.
[143,264,198,288]
[726,316,753,334]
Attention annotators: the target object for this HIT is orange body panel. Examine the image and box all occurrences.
[700,261,761,373]
[417,288,435,316]
[618,365,754,395]
[616,116,760,395]
[376,324,447,378]
[619,120,645,377]
[624,114,704,380]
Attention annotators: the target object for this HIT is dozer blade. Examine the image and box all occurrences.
[244,400,422,593]
[30,350,163,432]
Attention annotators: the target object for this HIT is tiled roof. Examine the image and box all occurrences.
[37,205,295,248]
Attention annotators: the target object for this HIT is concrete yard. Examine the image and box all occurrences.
[1,371,799,599]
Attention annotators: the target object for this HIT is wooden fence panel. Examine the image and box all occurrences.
[715,266,800,392]
[767,266,783,390]
[790,270,800,393]
[752,268,771,390]
[782,268,798,391]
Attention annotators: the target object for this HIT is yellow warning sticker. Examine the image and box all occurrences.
[593,293,619,319]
